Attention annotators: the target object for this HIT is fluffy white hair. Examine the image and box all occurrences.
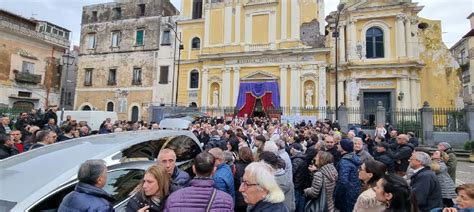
[245,161,284,203]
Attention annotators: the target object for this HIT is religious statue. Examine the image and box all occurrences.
[212,87,219,107]
[305,85,313,108]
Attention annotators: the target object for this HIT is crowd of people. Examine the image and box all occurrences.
[1,108,474,212]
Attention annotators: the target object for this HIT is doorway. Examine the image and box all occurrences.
[362,91,392,126]
[131,106,139,122]
[252,98,266,117]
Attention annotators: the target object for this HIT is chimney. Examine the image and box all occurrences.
[468,13,474,30]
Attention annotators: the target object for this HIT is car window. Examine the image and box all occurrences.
[165,135,201,162]
[28,169,144,211]
[120,138,169,162]
[103,169,145,205]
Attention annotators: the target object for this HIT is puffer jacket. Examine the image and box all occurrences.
[433,160,457,199]
[164,179,234,211]
[394,143,414,172]
[58,182,115,212]
[213,163,235,200]
[250,200,288,212]
[126,192,164,212]
[304,163,338,212]
[291,153,310,191]
[274,168,295,211]
[374,150,395,173]
[334,152,361,212]
[170,167,191,192]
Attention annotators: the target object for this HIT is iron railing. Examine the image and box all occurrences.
[433,108,466,132]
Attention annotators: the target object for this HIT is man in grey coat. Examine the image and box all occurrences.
[409,151,443,211]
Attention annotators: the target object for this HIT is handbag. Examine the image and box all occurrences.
[304,176,329,212]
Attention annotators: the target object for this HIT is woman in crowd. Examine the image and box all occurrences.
[353,160,387,212]
[431,150,457,207]
[431,183,474,212]
[234,147,254,212]
[303,151,338,212]
[374,174,418,212]
[259,151,295,211]
[126,165,170,212]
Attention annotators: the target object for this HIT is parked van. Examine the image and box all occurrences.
[56,110,118,131]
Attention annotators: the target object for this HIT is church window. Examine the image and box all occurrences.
[192,0,202,19]
[189,70,199,89]
[191,37,200,49]
[366,27,384,58]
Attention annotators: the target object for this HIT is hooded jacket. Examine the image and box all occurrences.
[304,163,338,212]
[334,152,361,212]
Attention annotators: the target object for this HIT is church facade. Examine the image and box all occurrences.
[176,0,461,117]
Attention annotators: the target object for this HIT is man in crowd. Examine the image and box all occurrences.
[44,118,60,135]
[30,130,57,150]
[323,135,341,164]
[409,151,443,211]
[157,148,191,192]
[58,159,114,211]
[15,112,30,137]
[438,142,457,181]
[10,130,25,153]
[58,125,75,142]
[394,134,414,176]
[208,147,235,200]
[0,134,18,159]
[335,138,361,212]
[0,116,12,135]
[164,152,234,211]
[374,142,395,173]
[43,106,58,126]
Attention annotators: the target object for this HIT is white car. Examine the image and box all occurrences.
[0,130,202,212]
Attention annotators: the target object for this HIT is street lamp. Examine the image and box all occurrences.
[333,3,345,120]
[61,49,75,106]
[166,22,184,106]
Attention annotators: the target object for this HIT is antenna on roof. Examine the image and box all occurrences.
[31,13,37,20]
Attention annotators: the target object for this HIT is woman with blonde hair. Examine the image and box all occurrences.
[431,150,457,207]
[304,151,338,212]
[126,164,170,212]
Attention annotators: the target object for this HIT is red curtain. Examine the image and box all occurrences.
[262,92,273,112]
[238,93,256,117]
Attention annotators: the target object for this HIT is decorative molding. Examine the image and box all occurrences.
[241,70,279,81]
[300,72,318,81]
[208,76,222,83]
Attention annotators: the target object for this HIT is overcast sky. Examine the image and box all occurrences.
[0,0,472,48]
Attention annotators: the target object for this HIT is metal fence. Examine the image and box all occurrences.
[346,107,377,130]
[390,108,423,138]
[433,108,466,132]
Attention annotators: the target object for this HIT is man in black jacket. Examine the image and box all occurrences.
[394,134,414,176]
[374,142,395,173]
[0,134,18,159]
[409,151,442,211]
[290,143,309,212]
[323,135,341,165]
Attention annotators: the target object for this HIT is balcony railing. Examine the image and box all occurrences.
[14,72,42,84]
[245,43,273,51]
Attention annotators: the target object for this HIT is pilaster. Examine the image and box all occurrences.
[280,65,288,107]
[280,0,287,40]
[348,19,357,60]
[396,14,407,58]
[291,0,300,40]
[201,69,209,106]
[339,24,346,63]
[233,67,240,105]
[318,65,326,108]
[204,6,210,46]
[224,3,232,45]
[235,3,241,44]
[405,17,413,59]
[290,65,301,107]
[222,67,232,106]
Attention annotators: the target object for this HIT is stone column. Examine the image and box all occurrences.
[464,104,474,140]
[233,67,240,105]
[400,77,411,107]
[396,14,407,58]
[337,80,344,106]
[410,79,418,108]
[410,17,419,59]
[318,65,326,108]
[339,24,346,63]
[290,65,301,107]
[280,0,288,40]
[405,17,413,59]
[234,3,241,44]
[291,0,300,40]
[280,65,288,107]
[420,101,434,145]
[222,67,231,107]
[376,101,386,127]
[204,5,210,46]
[338,105,348,132]
[224,1,232,45]
[201,69,209,106]
[348,19,357,60]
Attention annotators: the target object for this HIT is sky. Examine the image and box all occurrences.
[0,0,472,48]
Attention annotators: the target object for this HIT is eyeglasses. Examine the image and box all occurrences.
[10,133,20,135]
[240,178,258,189]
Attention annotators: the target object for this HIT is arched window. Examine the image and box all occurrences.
[107,102,114,112]
[366,27,384,58]
[191,37,200,49]
[82,105,92,111]
[189,70,199,89]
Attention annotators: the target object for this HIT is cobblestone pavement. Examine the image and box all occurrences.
[455,160,474,186]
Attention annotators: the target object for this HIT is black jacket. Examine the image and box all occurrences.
[0,124,13,135]
[394,143,414,172]
[43,110,58,126]
[126,192,164,212]
[326,146,341,165]
[0,144,19,159]
[374,150,395,173]
[58,182,115,212]
[250,200,288,212]
[234,160,250,207]
[291,153,309,190]
[410,167,443,211]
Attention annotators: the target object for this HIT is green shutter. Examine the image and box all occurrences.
[136,30,144,45]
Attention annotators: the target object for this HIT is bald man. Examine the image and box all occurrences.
[394,134,415,176]
[208,148,235,200]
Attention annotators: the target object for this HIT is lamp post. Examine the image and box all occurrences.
[333,3,345,120]
[166,22,184,106]
[61,50,75,120]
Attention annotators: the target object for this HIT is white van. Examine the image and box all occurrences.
[56,110,118,131]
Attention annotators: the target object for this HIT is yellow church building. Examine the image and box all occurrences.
[175,0,461,117]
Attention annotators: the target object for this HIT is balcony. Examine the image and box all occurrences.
[0,20,70,48]
[14,72,42,84]
[245,43,275,52]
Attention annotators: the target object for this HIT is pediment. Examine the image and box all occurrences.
[348,0,412,10]
[241,71,279,81]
